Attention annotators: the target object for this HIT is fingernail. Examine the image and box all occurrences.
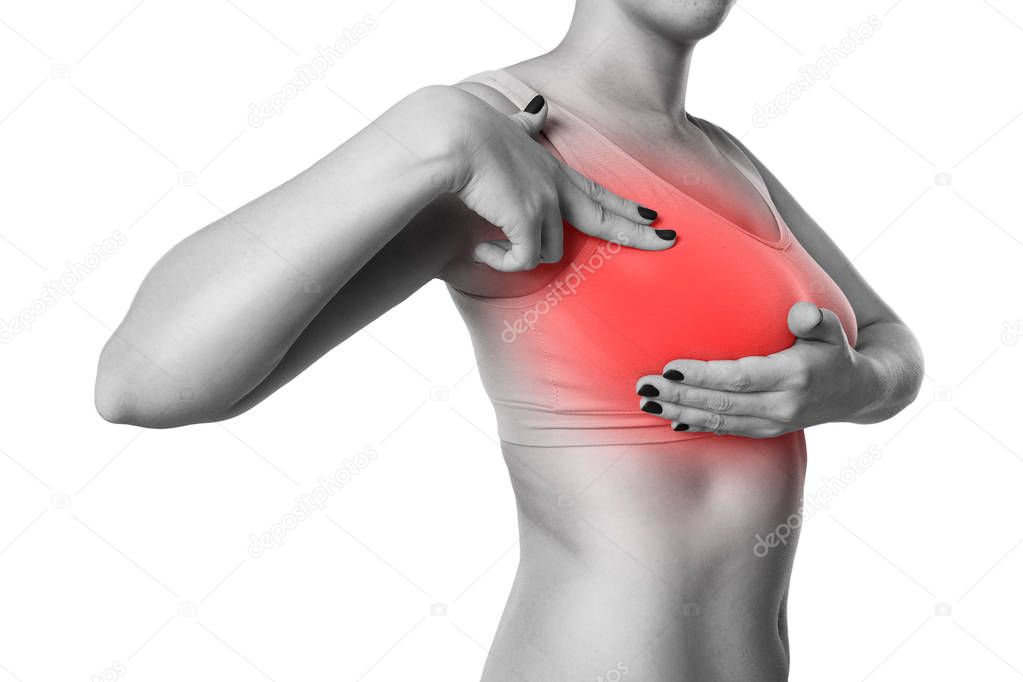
[663,369,684,381]
[524,95,545,114]
[673,423,690,431]
[638,206,658,220]
[642,401,663,414]
[638,384,659,397]
[655,229,676,241]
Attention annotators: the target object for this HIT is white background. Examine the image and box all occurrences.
[1,0,1021,680]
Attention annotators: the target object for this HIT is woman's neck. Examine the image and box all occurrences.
[544,2,697,125]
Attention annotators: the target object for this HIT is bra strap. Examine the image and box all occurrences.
[456,69,598,180]
[459,69,535,109]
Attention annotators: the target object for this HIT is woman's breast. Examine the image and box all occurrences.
[448,187,857,448]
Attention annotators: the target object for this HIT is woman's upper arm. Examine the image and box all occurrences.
[713,125,901,330]
[221,196,468,418]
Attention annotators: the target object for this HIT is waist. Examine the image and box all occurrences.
[501,557,791,681]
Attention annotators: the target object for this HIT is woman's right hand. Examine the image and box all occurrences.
[439,87,677,272]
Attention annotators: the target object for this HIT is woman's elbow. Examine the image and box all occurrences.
[93,338,229,428]
[883,327,926,419]
[901,327,926,402]
[93,377,135,425]
[94,374,207,429]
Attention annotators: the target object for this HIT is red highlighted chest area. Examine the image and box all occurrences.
[469,188,858,416]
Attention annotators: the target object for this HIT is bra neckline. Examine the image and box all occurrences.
[489,68,793,251]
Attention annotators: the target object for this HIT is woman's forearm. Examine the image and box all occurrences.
[848,320,925,424]
[96,85,463,427]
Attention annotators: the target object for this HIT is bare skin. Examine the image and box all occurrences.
[94,1,923,679]
[489,435,805,680]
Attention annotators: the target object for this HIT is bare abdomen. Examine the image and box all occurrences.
[484,433,807,681]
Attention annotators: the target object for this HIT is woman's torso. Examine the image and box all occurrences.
[448,66,857,680]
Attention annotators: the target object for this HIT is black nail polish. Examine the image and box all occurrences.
[655,229,676,241]
[673,423,690,431]
[638,206,658,221]
[524,95,545,114]
[642,401,663,414]
[638,384,659,397]
[663,370,684,381]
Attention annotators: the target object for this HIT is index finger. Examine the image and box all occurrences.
[559,181,677,251]
[660,356,789,392]
[558,163,658,225]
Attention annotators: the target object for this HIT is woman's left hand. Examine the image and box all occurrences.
[635,301,877,438]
